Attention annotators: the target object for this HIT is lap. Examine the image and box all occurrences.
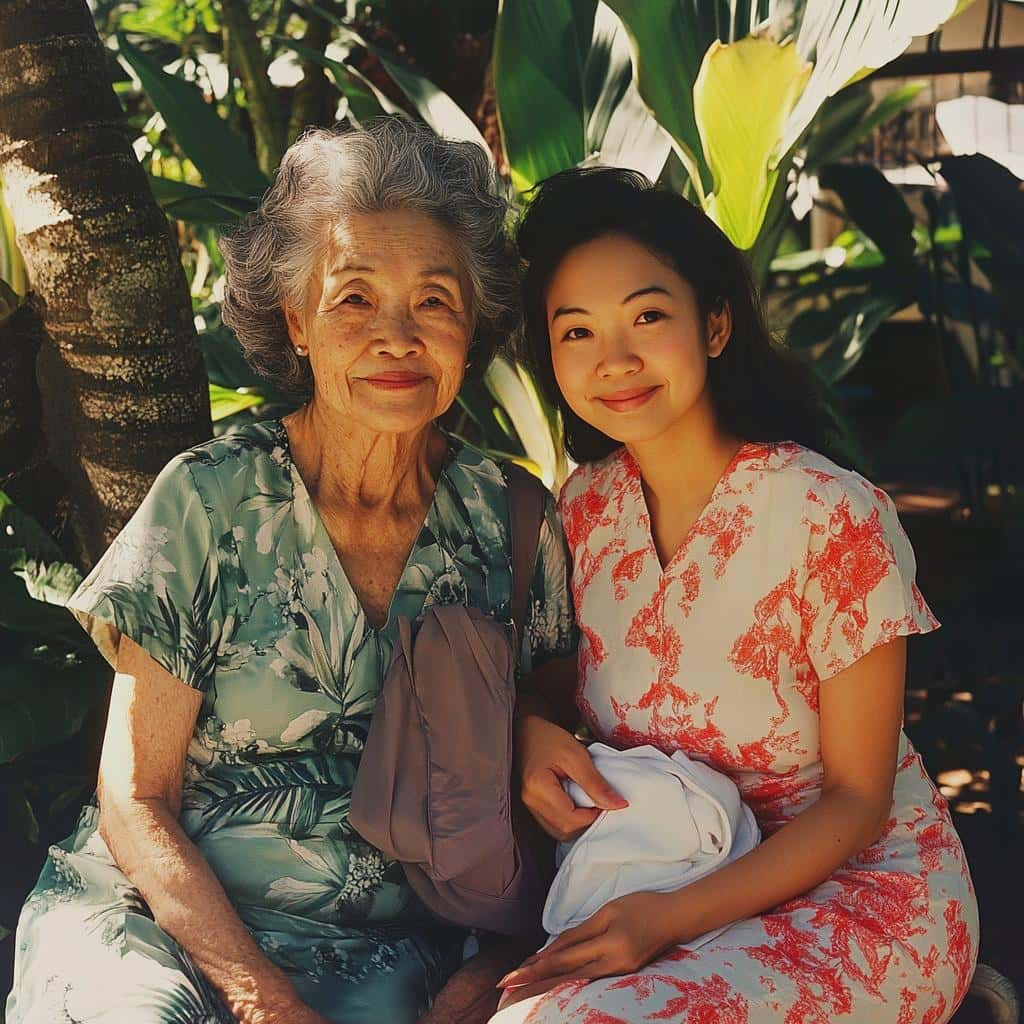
[489,878,977,1024]
[6,809,462,1024]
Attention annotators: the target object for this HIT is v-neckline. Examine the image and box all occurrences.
[274,418,460,633]
[624,441,753,575]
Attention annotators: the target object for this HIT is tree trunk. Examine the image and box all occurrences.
[0,0,211,565]
[287,15,334,145]
[221,0,286,176]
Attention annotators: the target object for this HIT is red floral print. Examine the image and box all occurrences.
[510,443,977,1024]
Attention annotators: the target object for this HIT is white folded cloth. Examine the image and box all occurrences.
[542,743,760,951]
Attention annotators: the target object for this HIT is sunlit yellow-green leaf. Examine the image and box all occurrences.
[209,384,263,421]
[695,36,810,249]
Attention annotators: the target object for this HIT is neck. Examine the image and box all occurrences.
[626,394,741,513]
[283,401,445,514]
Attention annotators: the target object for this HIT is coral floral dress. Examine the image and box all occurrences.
[508,442,979,1024]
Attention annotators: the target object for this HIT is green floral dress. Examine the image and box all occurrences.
[6,419,575,1024]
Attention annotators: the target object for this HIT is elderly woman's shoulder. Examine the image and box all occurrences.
[150,418,290,516]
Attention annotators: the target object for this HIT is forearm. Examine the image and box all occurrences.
[672,786,891,942]
[100,797,304,1022]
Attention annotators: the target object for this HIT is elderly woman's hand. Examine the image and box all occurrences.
[419,939,536,1024]
[514,707,627,842]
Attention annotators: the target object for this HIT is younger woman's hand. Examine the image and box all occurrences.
[514,712,627,842]
[496,892,683,1004]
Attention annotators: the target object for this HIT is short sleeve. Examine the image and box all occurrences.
[522,490,578,670]
[802,476,939,681]
[67,454,225,690]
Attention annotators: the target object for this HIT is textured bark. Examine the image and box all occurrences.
[0,0,211,564]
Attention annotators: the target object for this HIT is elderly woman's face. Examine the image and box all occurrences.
[287,209,474,435]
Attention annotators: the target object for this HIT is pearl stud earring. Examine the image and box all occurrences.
[294,345,308,356]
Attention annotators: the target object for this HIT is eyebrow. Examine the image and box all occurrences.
[330,262,461,282]
[551,284,671,322]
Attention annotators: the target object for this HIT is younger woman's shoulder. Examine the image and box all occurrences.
[748,443,899,519]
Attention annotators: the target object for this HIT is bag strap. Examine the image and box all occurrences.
[503,462,548,638]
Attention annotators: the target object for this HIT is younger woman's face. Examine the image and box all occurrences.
[546,232,730,448]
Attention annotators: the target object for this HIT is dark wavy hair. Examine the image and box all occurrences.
[516,167,843,465]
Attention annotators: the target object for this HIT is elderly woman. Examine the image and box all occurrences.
[6,119,575,1024]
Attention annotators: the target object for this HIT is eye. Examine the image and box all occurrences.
[562,326,592,341]
[636,309,665,325]
[421,295,449,309]
[341,292,368,306]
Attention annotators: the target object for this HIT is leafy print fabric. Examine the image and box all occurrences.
[7,419,575,1024]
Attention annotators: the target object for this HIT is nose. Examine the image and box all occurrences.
[371,306,425,359]
[596,331,643,379]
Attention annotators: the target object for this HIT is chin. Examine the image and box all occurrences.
[589,413,673,446]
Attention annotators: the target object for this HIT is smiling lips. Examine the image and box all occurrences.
[595,385,660,411]
[362,371,429,391]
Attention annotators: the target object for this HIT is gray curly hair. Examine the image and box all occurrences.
[219,118,519,396]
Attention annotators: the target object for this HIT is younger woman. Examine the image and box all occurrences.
[500,168,978,1024]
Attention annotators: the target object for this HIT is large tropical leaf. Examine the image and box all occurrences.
[148,177,257,227]
[600,0,720,196]
[494,0,670,192]
[297,6,491,153]
[781,0,962,154]
[117,33,269,197]
[811,275,914,382]
[804,80,924,176]
[484,357,567,488]
[939,155,1024,326]
[0,648,109,764]
[694,35,811,248]
[819,162,916,265]
[278,38,401,123]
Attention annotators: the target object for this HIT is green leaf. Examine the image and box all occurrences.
[209,383,265,422]
[305,13,490,154]
[782,1,962,155]
[783,292,868,350]
[117,33,269,197]
[695,36,811,248]
[805,81,924,173]
[601,0,720,197]
[0,650,110,764]
[494,0,670,192]
[494,0,592,192]
[0,491,63,564]
[148,176,258,226]
[2,782,40,843]
[812,278,913,383]
[278,38,401,123]
[484,356,565,488]
[819,163,916,265]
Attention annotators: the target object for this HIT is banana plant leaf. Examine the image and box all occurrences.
[818,162,916,265]
[494,0,669,192]
[939,155,1024,326]
[278,38,402,123]
[782,0,961,155]
[148,177,258,227]
[695,35,811,248]
[117,33,269,198]
[811,275,915,383]
[298,5,491,153]
[0,650,110,764]
[804,80,924,176]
